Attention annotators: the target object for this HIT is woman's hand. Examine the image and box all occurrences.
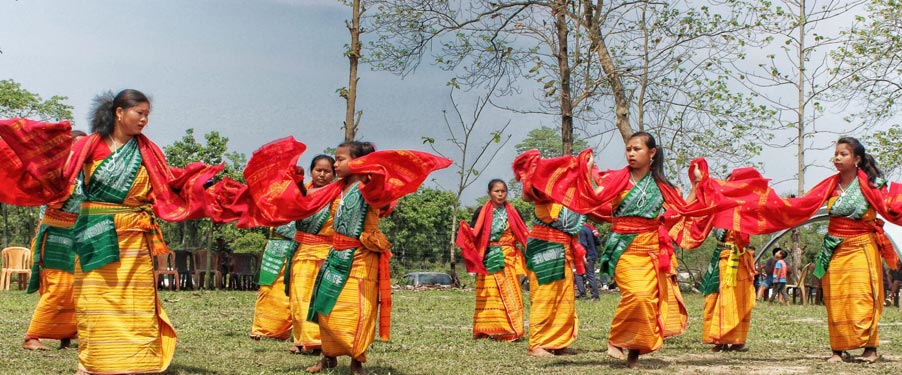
[692,165,703,186]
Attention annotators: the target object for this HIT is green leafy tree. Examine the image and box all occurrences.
[0,80,73,247]
[379,188,457,263]
[834,1,902,177]
[867,126,902,179]
[515,126,589,157]
[0,79,73,121]
[833,0,902,127]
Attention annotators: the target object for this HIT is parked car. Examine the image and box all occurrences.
[401,272,453,288]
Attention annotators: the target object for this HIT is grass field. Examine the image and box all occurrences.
[1,287,901,374]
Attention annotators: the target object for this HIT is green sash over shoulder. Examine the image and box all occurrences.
[815,179,867,278]
[599,173,663,277]
[283,203,332,295]
[257,223,298,286]
[526,206,585,285]
[483,207,508,274]
[308,184,367,322]
[73,138,142,272]
[699,229,730,295]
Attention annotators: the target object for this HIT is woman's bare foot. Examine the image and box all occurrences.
[626,349,640,368]
[305,356,337,373]
[528,347,555,357]
[606,343,625,360]
[290,345,300,354]
[711,344,725,352]
[827,350,845,363]
[859,348,878,363]
[59,338,72,349]
[23,338,50,351]
[74,369,88,375]
[350,359,367,375]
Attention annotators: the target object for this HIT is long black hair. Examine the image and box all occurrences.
[309,154,336,172]
[88,89,150,136]
[837,136,883,185]
[629,131,673,187]
[337,141,376,159]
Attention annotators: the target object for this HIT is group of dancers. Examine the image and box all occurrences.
[1,89,898,374]
[2,89,450,375]
[458,131,897,367]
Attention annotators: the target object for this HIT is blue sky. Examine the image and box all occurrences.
[0,0,880,205]
[2,0,620,204]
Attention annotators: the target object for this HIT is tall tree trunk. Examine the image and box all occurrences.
[555,0,575,156]
[637,3,650,131]
[448,202,461,287]
[792,0,808,281]
[584,0,632,144]
[344,0,364,142]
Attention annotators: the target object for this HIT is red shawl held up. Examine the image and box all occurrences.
[0,118,222,222]
[227,137,452,228]
[457,201,529,275]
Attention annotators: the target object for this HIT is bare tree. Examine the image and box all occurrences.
[422,77,512,286]
[341,0,365,142]
[731,0,867,277]
[367,0,609,156]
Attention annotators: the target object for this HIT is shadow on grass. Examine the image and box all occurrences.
[167,363,227,374]
[291,364,410,375]
[542,357,671,370]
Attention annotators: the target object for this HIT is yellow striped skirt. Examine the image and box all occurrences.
[527,244,578,351]
[289,242,328,350]
[609,231,687,354]
[473,245,525,341]
[73,230,175,374]
[251,263,293,340]
[822,233,883,351]
[701,249,755,345]
[26,268,77,340]
[317,249,380,362]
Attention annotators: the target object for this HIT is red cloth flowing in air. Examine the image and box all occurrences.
[712,170,900,268]
[0,119,73,205]
[457,201,529,275]
[234,137,452,227]
[512,150,589,273]
[513,149,773,272]
[0,119,222,222]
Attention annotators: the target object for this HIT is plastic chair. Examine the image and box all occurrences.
[1,247,33,290]
[153,253,180,291]
[787,263,814,305]
[228,253,259,290]
[174,250,195,290]
[193,249,223,290]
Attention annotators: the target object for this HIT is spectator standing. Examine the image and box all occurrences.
[574,223,601,301]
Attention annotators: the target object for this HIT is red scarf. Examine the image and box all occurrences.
[0,119,221,221]
[711,170,899,268]
[63,134,223,221]
[457,201,529,274]
[231,137,451,227]
[0,118,73,205]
